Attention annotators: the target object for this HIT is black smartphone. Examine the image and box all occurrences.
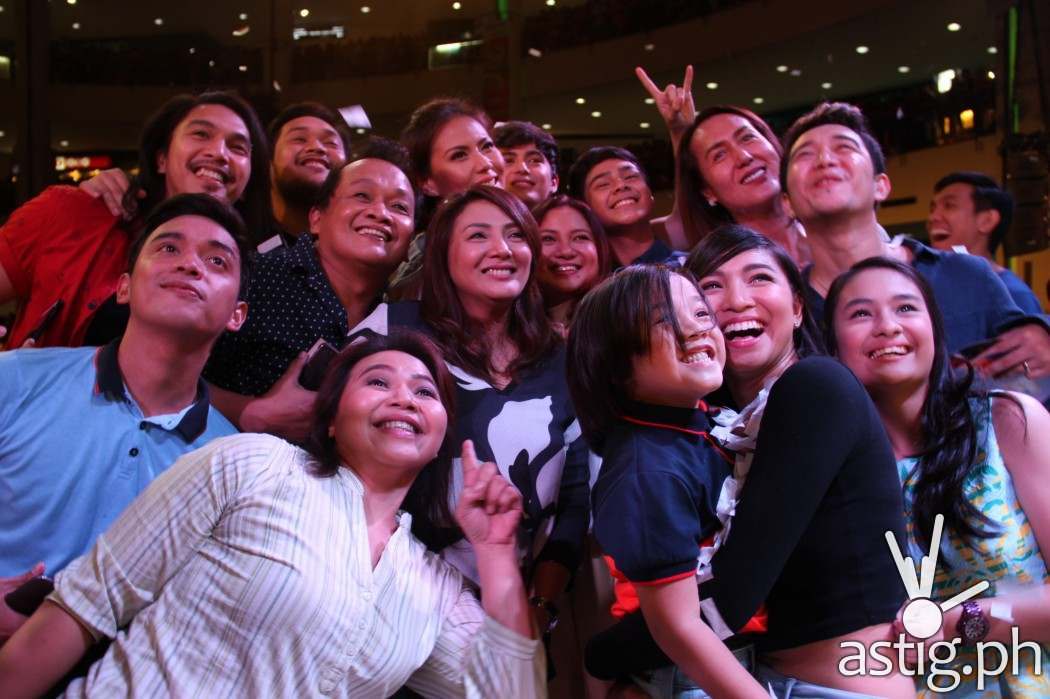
[298,338,339,391]
[4,576,55,616]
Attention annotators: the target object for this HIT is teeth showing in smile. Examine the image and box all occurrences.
[869,345,909,359]
[682,348,714,364]
[611,198,638,209]
[378,420,418,434]
[723,320,765,340]
[483,268,514,277]
[195,167,226,183]
[358,227,391,242]
[741,167,765,184]
[555,264,580,274]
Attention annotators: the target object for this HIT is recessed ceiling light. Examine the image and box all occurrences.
[0,131,5,138]
[361,6,370,13]
[452,1,461,9]
[898,65,910,73]
[356,128,366,134]
[528,48,542,57]
[575,97,586,105]
[208,59,216,67]
[72,21,80,29]
[987,70,996,79]
[154,17,164,26]
[987,46,998,54]
[546,0,555,6]
[821,81,832,89]
[790,68,801,77]
[753,97,764,105]
[238,65,248,72]
[644,97,655,104]
[67,0,76,5]
[644,43,655,51]
[60,140,70,147]
[706,82,718,90]
[855,45,869,54]
[776,65,788,72]
[946,21,961,32]
[232,26,250,37]
[936,68,956,94]
[542,123,551,130]
[299,8,309,17]
[590,111,602,118]
[189,47,196,54]
[640,122,650,129]
[239,12,248,20]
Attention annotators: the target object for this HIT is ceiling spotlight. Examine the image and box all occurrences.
[753,97,765,105]
[706,81,718,89]
[528,48,542,57]
[644,97,655,104]
[542,123,552,130]
[855,45,869,54]
[936,68,956,94]
[987,70,996,79]
[546,0,556,6]
[790,68,801,77]
[189,47,196,54]
[821,81,832,89]
[72,21,80,29]
[232,25,250,37]
[239,12,248,20]
[987,46,998,54]
[776,65,788,73]
[356,128,367,134]
[946,21,961,32]
[898,65,910,73]
[238,65,248,72]
[644,43,655,51]
[0,131,5,138]
[154,17,164,26]
[299,8,309,17]
[640,122,651,129]
[208,59,216,67]
[590,111,602,118]
[67,0,76,4]
[576,97,586,105]
[361,5,370,12]
[452,1,461,9]
[59,140,70,147]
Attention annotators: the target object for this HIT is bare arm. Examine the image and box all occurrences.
[635,578,767,699]
[208,353,316,441]
[0,601,94,699]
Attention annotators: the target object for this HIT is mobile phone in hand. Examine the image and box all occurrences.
[4,576,55,616]
[298,338,339,391]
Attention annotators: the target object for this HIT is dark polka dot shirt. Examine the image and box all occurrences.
[204,235,361,396]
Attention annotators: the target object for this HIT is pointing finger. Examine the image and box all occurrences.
[635,66,661,98]
[682,64,694,93]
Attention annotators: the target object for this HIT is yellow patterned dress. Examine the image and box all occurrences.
[897,396,1049,698]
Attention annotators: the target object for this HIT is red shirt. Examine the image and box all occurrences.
[0,186,130,349]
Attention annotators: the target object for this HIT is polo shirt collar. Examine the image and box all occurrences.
[620,399,714,434]
[895,235,939,265]
[93,339,212,443]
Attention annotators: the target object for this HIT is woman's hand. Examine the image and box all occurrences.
[636,65,696,149]
[455,440,522,548]
[79,168,143,220]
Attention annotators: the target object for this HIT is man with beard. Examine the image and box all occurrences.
[265,102,352,248]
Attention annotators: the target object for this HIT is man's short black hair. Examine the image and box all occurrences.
[314,137,417,212]
[267,101,352,158]
[567,146,648,199]
[492,121,560,172]
[934,171,1014,255]
[781,102,886,193]
[128,193,252,299]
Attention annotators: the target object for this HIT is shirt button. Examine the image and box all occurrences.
[139,422,149,431]
[129,447,139,457]
[362,591,372,602]
[88,301,97,310]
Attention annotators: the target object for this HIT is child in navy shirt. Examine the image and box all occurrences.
[567,265,768,698]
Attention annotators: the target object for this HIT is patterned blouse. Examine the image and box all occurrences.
[897,395,1049,698]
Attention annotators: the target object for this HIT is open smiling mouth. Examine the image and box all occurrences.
[740,166,767,184]
[193,165,229,184]
[723,320,765,342]
[357,226,392,242]
[681,346,716,364]
[869,345,910,359]
[611,197,638,210]
[375,419,420,436]
[482,266,516,278]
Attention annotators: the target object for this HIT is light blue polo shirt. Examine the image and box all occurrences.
[0,341,238,576]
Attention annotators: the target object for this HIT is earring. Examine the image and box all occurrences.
[794,318,802,328]
[706,198,717,207]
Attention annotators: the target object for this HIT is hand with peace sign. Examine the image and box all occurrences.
[454,440,523,549]
[636,64,697,150]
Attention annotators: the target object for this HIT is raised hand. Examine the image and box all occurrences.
[636,65,696,148]
[455,440,523,548]
[239,352,317,440]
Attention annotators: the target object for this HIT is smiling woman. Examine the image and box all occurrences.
[0,332,546,698]
[349,186,590,640]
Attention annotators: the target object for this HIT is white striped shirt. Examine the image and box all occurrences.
[51,433,545,698]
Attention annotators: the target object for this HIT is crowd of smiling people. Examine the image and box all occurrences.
[0,63,1047,699]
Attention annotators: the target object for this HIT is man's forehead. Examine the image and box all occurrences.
[793,124,861,149]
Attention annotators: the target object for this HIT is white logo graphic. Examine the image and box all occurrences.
[885,513,990,638]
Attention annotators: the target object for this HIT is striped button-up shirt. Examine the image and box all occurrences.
[51,434,545,698]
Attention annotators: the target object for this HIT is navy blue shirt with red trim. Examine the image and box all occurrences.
[591,400,731,585]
